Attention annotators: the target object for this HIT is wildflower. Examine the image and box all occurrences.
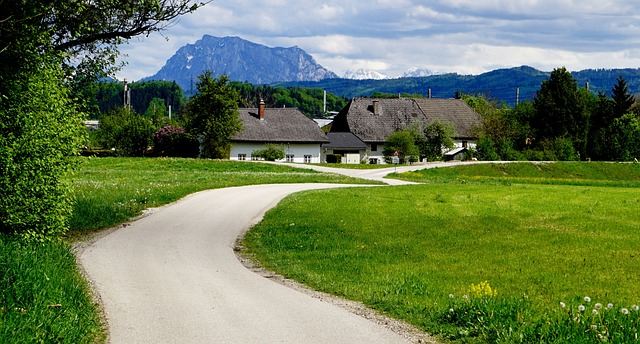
[560,302,566,308]
[607,303,614,309]
[592,309,598,315]
[578,305,586,312]
[594,303,602,310]
[449,294,454,299]
[584,296,591,303]
[633,305,639,311]
[621,308,630,315]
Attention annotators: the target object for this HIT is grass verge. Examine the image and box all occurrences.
[242,162,640,343]
[0,235,104,343]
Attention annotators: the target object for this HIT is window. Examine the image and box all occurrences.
[286,154,294,162]
[304,155,312,163]
[238,153,246,161]
[371,143,378,152]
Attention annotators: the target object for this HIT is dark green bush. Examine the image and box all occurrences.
[152,126,199,158]
[325,154,342,163]
[252,144,285,161]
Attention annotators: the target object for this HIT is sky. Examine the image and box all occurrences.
[115,0,640,81]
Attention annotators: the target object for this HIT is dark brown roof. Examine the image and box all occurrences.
[322,132,368,149]
[233,108,329,143]
[330,98,428,143]
[414,98,481,139]
[331,97,481,142]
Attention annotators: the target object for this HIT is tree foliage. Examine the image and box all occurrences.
[95,108,156,156]
[0,0,204,238]
[230,82,347,118]
[422,121,455,161]
[184,72,242,158]
[83,80,185,120]
[383,130,420,164]
[0,64,85,240]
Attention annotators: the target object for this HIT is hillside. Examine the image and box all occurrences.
[278,66,640,105]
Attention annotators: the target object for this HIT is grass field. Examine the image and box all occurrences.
[243,162,640,343]
[69,157,380,232]
[1,157,378,344]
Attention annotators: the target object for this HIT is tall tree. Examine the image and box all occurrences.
[532,67,590,158]
[184,72,243,159]
[611,75,635,119]
[422,120,455,162]
[0,0,206,239]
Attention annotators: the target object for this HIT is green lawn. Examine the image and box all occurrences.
[243,162,640,342]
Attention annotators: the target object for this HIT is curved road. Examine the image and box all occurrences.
[79,163,470,343]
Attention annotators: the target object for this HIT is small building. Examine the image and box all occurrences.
[321,132,369,164]
[230,101,329,163]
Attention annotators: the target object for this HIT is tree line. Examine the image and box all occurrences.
[467,67,640,162]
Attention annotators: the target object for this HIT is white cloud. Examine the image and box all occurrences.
[114,0,640,81]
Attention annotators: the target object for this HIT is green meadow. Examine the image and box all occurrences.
[243,162,640,342]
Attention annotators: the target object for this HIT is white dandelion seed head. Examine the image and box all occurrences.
[462,295,468,299]
[560,302,566,308]
[591,325,598,330]
[595,303,602,309]
[578,305,586,312]
[584,296,591,303]
[592,309,599,315]
[449,308,454,313]
[449,294,454,299]
[633,305,639,311]
[607,303,614,309]
[621,308,630,315]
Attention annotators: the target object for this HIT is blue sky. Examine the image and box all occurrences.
[115,0,640,80]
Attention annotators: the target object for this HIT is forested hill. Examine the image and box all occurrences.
[276,66,640,105]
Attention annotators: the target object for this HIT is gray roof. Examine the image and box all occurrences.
[330,98,428,143]
[322,132,368,149]
[233,108,329,143]
[414,98,481,139]
[330,97,481,142]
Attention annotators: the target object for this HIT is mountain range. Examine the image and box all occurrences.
[143,35,338,92]
[142,35,640,105]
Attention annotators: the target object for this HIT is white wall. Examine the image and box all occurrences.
[230,142,323,163]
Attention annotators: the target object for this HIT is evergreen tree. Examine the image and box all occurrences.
[611,75,635,119]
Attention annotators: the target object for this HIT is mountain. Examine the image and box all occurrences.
[401,67,433,78]
[143,35,338,93]
[343,68,389,80]
[276,65,640,105]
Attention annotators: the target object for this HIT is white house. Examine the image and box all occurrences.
[230,100,329,163]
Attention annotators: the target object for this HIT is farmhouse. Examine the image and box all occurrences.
[326,97,481,163]
[230,100,329,163]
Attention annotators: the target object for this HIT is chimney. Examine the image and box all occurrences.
[259,99,265,120]
[372,100,379,115]
[428,87,432,99]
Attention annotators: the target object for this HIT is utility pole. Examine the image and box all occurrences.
[123,79,131,111]
[516,87,520,106]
